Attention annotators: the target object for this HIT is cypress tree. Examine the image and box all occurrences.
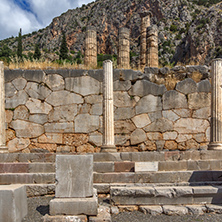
[33,43,41,60]
[59,32,68,60]
[17,28,22,60]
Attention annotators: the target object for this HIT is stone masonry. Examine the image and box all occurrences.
[146,26,159,68]
[118,27,130,69]
[4,65,211,153]
[139,11,152,69]
[84,27,97,68]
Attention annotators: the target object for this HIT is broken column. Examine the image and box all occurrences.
[84,26,97,68]
[146,25,159,68]
[101,60,116,152]
[118,27,130,69]
[49,155,97,218]
[208,58,222,150]
[139,11,152,69]
[0,62,7,153]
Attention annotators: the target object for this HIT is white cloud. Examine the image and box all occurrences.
[0,0,93,40]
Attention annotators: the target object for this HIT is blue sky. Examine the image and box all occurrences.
[0,0,93,40]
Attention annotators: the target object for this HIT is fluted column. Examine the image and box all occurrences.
[0,62,8,153]
[118,27,130,69]
[146,26,159,68]
[84,26,97,68]
[139,11,152,70]
[101,60,116,153]
[208,58,222,150]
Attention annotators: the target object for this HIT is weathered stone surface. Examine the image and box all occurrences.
[192,107,210,119]
[75,114,99,133]
[176,134,192,143]
[43,215,87,222]
[148,111,162,122]
[48,104,77,122]
[163,132,178,140]
[173,109,191,118]
[13,105,29,120]
[114,120,136,134]
[85,95,103,104]
[163,91,188,110]
[5,110,13,123]
[90,103,102,116]
[188,92,210,109]
[65,76,101,96]
[186,205,206,215]
[29,114,48,124]
[10,120,44,138]
[193,134,206,143]
[130,129,147,145]
[146,132,163,140]
[206,127,210,141]
[114,80,131,91]
[63,134,88,146]
[135,162,158,172]
[89,132,102,146]
[136,95,162,114]
[174,118,209,134]
[44,122,74,133]
[114,107,135,120]
[131,114,151,128]
[6,129,16,142]
[89,205,111,222]
[164,141,178,150]
[46,91,83,106]
[25,82,51,100]
[163,205,188,215]
[197,80,211,92]
[45,74,65,91]
[23,70,45,83]
[206,204,222,214]
[55,155,93,198]
[38,133,63,144]
[176,78,197,94]
[129,80,166,96]
[5,90,29,109]
[8,138,30,152]
[186,139,199,149]
[139,206,163,215]
[12,77,27,90]
[162,110,180,122]
[26,98,52,114]
[144,118,173,133]
[0,185,27,222]
[76,144,96,153]
[5,82,17,98]
[78,104,91,114]
[114,92,134,107]
[115,134,129,146]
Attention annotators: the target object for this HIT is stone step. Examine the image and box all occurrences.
[0,173,55,185]
[0,163,55,173]
[110,185,222,206]
[93,171,222,184]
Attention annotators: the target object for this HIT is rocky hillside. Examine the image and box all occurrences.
[1,0,222,66]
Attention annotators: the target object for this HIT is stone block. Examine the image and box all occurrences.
[28,163,55,173]
[131,152,165,162]
[93,153,121,162]
[26,98,52,114]
[50,189,98,216]
[65,76,101,96]
[0,163,28,173]
[144,118,173,133]
[23,70,45,82]
[162,110,179,122]
[173,109,191,118]
[114,92,134,108]
[8,138,30,152]
[29,114,48,124]
[89,132,102,146]
[158,161,187,171]
[26,184,55,197]
[114,120,136,134]
[197,79,211,92]
[0,185,27,222]
[186,205,206,215]
[25,82,51,100]
[5,82,17,98]
[163,131,178,140]
[114,80,131,91]
[206,204,222,213]
[192,107,210,119]
[89,205,111,222]
[114,107,135,120]
[162,205,188,215]
[44,122,74,133]
[131,114,151,128]
[144,67,159,74]
[139,205,163,215]
[12,77,27,90]
[188,92,210,109]
[45,74,65,91]
[43,215,87,222]
[90,103,102,116]
[85,95,103,104]
[114,162,135,172]
[176,78,197,94]
[130,129,147,145]
[135,162,158,172]
[93,162,114,173]
[14,105,29,120]
[136,95,162,114]
[56,155,93,198]
[163,90,188,110]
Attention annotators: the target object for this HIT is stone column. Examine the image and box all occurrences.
[0,62,7,153]
[208,58,222,150]
[146,26,159,68]
[84,26,97,68]
[118,27,130,69]
[139,11,152,70]
[101,60,116,152]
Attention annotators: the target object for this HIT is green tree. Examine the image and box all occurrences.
[33,43,41,60]
[59,32,68,60]
[17,28,22,59]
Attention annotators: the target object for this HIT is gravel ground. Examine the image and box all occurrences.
[22,196,222,222]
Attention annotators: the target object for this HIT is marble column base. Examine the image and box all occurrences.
[208,143,222,150]
[101,145,117,153]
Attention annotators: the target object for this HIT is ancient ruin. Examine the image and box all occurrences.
[118,27,130,69]
[84,26,97,68]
